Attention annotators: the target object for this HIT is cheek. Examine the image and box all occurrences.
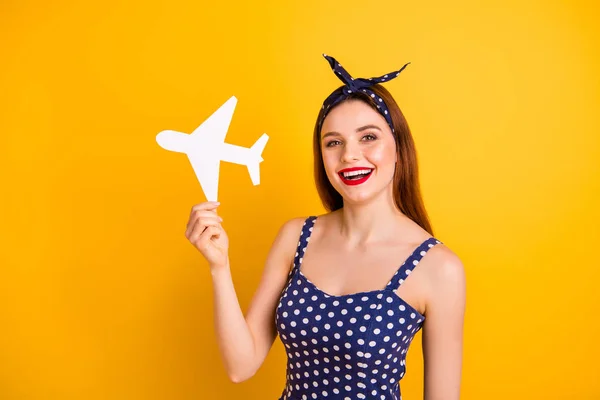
[367,142,396,165]
[322,150,334,168]
[322,151,339,178]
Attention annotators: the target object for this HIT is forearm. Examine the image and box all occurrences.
[210,262,257,382]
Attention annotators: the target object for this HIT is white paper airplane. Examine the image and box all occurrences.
[156,96,269,201]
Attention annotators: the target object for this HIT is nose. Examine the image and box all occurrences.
[340,141,361,163]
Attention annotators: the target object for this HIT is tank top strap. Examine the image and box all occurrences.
[385,237,443,290]
[290,216,318,276]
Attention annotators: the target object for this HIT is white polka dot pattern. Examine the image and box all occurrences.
[275,216,442,400]
[318,54,411,135]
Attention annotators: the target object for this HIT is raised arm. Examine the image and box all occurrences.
[208,216,305,382]
[422,249,466,400]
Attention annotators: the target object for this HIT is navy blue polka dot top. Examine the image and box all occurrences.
[275,216,442,400]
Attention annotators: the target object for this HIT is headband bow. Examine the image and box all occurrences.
[319,54,410,134]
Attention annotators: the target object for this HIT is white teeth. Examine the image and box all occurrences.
[341,169,372,178]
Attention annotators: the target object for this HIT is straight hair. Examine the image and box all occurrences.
[312,84,434,236]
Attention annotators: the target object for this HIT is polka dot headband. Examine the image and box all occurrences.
[318,54,410,134]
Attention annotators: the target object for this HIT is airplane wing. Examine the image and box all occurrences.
[189,96,238,145]
[188,154,221,202]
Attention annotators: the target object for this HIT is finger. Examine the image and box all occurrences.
[192,210,223,220]
[191,201,220,213]
[189,218,220,243]
[185,217,199,240]
[186,216,219,240]
[196,225,221,252]
[187,201,219,231]
[187,209,222,232]
[186,214,222,238]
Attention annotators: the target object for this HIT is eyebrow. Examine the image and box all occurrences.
[321,124,383,140]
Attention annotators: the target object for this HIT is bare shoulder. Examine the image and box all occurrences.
[270,216,312,272]
[419,243,466,311]
[277,216,307,238]
[422,243,465,284]
[277,211,333,239]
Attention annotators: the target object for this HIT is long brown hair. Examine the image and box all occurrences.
[312,84,434,236]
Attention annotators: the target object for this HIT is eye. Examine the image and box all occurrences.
[362,134,377,141]
[325,140,341,147]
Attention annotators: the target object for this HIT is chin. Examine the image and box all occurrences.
[332,179,392,207]
[336,188,378,205]
[343,194,377,206]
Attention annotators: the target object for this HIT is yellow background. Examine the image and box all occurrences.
[1,0,599,399]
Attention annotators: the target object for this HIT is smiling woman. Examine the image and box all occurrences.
[313,71,430,234]
[186,54,466,400]
[272,55,465,400]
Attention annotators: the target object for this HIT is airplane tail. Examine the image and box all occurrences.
[247,133,269,185]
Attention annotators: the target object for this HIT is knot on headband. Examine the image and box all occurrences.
[319,54,410,134]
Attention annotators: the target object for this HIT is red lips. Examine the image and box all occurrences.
[338,167,374,186]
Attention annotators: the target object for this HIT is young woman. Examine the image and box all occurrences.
[184,55,466,400]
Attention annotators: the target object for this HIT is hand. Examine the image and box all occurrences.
[185,201,229,269]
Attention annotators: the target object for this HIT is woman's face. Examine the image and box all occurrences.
[320,99,397,205]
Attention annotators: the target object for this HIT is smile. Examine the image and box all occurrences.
[338,168,374,186]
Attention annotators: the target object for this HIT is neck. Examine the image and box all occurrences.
[337,186,408,247]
